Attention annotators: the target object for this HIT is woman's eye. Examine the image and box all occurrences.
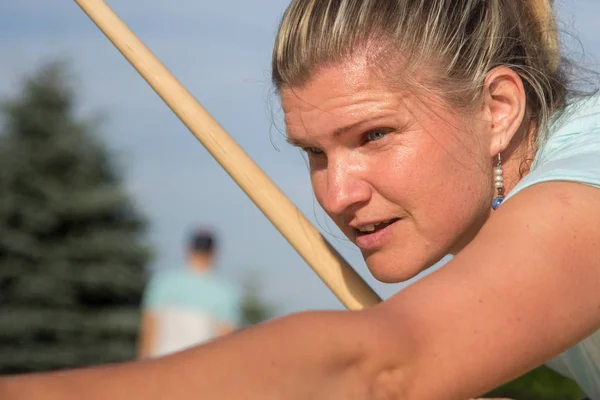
[365,130,388,142]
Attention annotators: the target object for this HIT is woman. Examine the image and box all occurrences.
[1,0,599,399]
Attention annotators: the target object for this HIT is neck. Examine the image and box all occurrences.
[500,123,537,196]
[187,253,213,272]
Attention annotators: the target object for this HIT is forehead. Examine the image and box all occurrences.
[281,55,386,106]
[281,58,405,136]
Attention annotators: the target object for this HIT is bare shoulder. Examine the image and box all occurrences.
[484,180,600,264]
[373,181,600,400]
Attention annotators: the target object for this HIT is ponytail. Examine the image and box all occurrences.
[526,0,560,72]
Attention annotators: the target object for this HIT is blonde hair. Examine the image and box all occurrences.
[272,0,568,146]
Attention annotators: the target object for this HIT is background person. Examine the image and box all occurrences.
[138,228,241,358]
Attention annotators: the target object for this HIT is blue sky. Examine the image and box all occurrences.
[0,1,598,316]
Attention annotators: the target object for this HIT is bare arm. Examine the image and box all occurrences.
[0,310,405,400]
[216,322,235,336]
[378,181,600,399]
[137,312,157,359]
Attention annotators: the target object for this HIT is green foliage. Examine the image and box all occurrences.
[0,62,153,373]
[485,365,585,399]
[239,273,276,328]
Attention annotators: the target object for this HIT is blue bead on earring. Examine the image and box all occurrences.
[492,153,504,210]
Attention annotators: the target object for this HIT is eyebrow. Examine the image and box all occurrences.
[285,119,382,148]
[285,136,310,148]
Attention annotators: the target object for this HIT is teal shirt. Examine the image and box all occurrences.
[506,96,600,198]
[142,268,242,327]
[504,95,600,399]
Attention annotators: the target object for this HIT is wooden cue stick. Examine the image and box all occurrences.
[73,0,382,310]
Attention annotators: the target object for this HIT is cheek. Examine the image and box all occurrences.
[310,172,324,203]
[309,169,329,212]
[377,132,491,241]
[413,140,491,241]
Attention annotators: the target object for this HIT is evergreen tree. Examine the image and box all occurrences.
[0,62,152,373]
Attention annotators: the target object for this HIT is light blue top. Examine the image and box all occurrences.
[142,267,242,327]
[504,95,600,399]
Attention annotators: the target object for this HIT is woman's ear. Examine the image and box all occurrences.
[482,66,527,156]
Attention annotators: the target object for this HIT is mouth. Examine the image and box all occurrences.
[355,218,401,237]
[353,218,401,250]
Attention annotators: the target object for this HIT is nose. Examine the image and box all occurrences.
[321,153,371,216]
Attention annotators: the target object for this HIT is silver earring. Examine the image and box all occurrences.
[492,153,504,210]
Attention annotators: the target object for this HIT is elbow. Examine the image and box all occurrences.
[269,308,419,400]
[368,366,413,400]
[355,309,419,400]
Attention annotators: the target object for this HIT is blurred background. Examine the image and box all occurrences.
[0,1,597,398]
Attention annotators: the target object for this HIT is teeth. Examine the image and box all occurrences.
[359,224,376,233]
[358,220,393,233]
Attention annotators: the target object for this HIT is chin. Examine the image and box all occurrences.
[363,251,426,283]
[363,247,446,283]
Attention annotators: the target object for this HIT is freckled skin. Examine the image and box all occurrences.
[281,56,496,283]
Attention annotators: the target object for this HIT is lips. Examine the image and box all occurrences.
[353,218,400,250]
